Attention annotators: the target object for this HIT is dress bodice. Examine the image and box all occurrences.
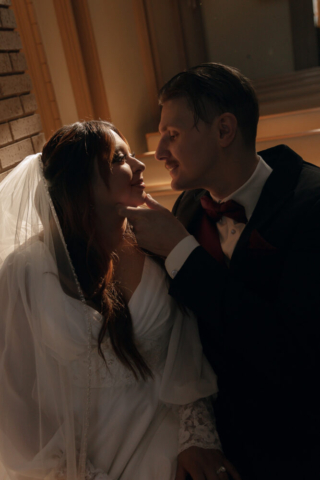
[72,256,177,388]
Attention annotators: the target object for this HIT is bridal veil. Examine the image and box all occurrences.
[0,154,93,480]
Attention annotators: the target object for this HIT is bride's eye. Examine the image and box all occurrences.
[112,152,126,164]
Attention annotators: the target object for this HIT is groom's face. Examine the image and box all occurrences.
[155,97,220,191]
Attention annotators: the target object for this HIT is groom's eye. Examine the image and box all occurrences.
[169,131,178,140]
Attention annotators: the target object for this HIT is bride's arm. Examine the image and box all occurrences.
[176,398,241,480]
[177,397,221,454]
[157,297,241,479]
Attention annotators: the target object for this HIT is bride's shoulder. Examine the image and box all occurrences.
[1,237,55,278]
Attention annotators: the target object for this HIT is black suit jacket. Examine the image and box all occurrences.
[170,145,320,475]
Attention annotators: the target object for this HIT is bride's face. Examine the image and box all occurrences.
[92,131,146,211]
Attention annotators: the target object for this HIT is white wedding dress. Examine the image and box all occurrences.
[0,242,219,480]
[0,154,219,480]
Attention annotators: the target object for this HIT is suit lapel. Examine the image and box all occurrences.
[175,189,206,234]
[174,145,304,265]
[231,145,303,263]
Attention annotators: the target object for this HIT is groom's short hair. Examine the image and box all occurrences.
[158,62,259,147]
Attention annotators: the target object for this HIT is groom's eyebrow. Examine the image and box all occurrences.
[159,122,179,133]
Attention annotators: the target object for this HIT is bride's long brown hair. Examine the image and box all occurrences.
[42,120,152,380]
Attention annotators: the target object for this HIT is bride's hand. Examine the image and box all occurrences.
[175,447,241,480]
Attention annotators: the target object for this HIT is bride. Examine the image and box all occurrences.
[0,121,237,480]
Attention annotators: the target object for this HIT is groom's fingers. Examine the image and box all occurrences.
[116,200,170,229]
[116,197,168,218]
[224,458,242,480]
[115,201,189,256]
[144,194,168,211]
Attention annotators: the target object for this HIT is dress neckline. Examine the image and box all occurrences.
[128,254,147,307]
[87,255,149,324]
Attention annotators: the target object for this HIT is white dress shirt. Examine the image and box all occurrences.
[165,156,273,278]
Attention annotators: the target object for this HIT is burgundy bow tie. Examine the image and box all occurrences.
[200,196,248,224]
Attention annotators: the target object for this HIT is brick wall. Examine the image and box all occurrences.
[0,0,44,182]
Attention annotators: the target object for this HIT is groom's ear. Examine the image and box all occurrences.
[217,113,238,147]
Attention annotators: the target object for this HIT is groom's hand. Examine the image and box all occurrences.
[176,447,241,480]
[116,194,189,257]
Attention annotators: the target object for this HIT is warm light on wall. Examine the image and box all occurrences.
[313,0,319,26]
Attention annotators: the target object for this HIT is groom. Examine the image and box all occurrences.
[118,63,320,479]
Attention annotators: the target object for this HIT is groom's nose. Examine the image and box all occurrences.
[155,135,169,162]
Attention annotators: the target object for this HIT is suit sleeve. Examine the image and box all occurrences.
[172,191,185,216]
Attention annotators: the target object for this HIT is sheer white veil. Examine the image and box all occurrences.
[0,154,92,480]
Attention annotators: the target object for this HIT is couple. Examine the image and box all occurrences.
[0,62,319,480]
[0,104,237,477]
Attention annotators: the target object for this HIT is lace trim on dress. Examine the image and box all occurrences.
[51,451,112,480]
[51,397,221,478]
[178,397,222,454]
[71,333,170,389]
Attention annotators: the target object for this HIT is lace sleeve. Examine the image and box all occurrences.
[178,397,222,454]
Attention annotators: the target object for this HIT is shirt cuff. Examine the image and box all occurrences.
[165,235,199,279]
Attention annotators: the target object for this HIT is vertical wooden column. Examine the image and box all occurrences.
[133,0,208,97]
[170,0,208,70]
[53,0,94,120]
[170,0,188,71]
[71,0,111,121]
[175,0,208,68]
[289,0,319,70]
[53,0,111,122]
[132,0,160,119]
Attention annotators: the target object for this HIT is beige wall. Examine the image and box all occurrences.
[87,0,158,154]
[201,0,295,79]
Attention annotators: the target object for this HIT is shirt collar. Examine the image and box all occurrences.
[211,156,273,220]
